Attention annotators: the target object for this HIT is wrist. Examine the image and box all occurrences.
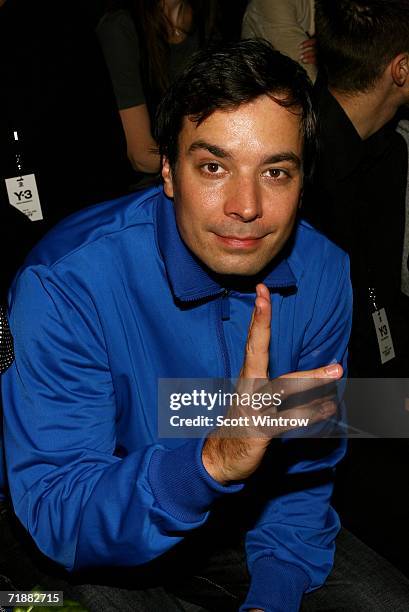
[202,436,229,485]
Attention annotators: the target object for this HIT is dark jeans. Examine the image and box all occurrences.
[1,503,409,612]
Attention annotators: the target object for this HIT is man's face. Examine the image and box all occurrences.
[162,94,304,276]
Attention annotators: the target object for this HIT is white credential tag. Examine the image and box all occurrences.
[372,307,396,364]
[5,173,43,221]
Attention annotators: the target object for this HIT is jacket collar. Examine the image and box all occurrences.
[155,189,297,302]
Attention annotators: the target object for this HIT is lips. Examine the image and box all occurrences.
[214,234,263,249]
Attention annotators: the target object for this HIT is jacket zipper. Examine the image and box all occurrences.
[216,289,231,378]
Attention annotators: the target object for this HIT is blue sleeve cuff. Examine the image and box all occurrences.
[148,438,244,523]
[240,556,310,612]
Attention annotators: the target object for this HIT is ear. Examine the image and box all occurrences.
[391,53,409,87]
[162,156,174,198]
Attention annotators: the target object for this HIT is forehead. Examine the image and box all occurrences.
[179,95,303,155]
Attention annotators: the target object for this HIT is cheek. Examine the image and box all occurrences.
[175,181,224,225]
[264,193,300,227]
[282,203,299,230]
[185,163,228,202]
[173,196,208,240]
[185,180,224,213]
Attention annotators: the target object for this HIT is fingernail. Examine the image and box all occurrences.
[324,365,340,377]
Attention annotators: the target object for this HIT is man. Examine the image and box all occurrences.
[303,0,409,577]
[305,0,409,377]
[2,40,409,612]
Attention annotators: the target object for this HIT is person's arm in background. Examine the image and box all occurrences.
[96,10,160,174]
[119,105,160,174]
[241,249,352,612]
[242,0,317,82]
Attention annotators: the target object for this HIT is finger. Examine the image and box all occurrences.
[283,363,342,380]
[300,41,314,50]
[274,399,338,435]
[299,38,316,50]
[273,363,343,399]
[300,52,317,65]
[242,284,271,378]
[241,398,338,440]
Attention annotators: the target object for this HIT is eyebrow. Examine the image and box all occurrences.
[188,140,301,169]
[263,152,301,169]
[188,140,232,159]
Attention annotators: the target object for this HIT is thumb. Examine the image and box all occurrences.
[241,284,271,378]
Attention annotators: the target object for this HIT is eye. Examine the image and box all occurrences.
[263,168,289,180]
[200,162,225,176]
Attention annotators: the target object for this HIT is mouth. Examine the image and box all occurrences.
[213,234,264,249]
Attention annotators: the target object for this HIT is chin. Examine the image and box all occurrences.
[204,257,268,277]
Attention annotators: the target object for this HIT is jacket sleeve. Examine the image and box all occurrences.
[1,266,242,571]
[241,252,352,612]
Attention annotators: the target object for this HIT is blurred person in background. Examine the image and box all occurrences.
[303,0,409,577]
[242,0,317,82]
[305,0,409,379]
[97,0,220,184]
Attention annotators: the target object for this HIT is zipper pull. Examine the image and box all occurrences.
[221,289,230,321]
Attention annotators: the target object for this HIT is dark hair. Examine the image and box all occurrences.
[316,0,409,93]
[102,1,220,111]
[154,39,317,182]
[131,0,220,106]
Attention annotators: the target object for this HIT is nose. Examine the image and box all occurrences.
[223,176,262,222]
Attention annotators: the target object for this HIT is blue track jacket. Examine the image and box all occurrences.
[2,186,352,612]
